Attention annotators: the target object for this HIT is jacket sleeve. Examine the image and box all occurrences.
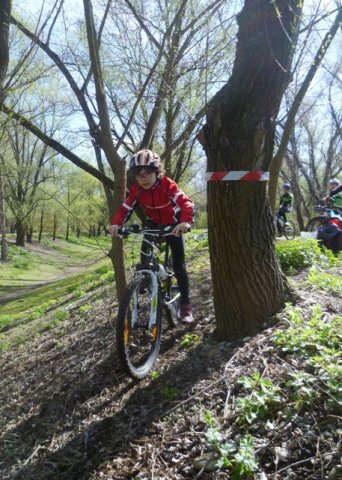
[110,185,138,226]
[164,177,194,224]
[331,185,342,196]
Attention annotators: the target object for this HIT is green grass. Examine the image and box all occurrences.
[308,266,342,296]
[0,235,113,333]
[0,235,111,290]
[0,264,112,318]
[275,238,338,273]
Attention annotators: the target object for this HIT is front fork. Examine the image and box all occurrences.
[133,269,159,329]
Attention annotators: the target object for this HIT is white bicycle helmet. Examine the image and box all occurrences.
[329,178,340,186]
[129,149,161,169]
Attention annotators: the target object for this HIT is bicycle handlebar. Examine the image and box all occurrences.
[118,224,174,238]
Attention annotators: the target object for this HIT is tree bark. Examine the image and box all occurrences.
[52,213,57,241]
[0,166,8,260]
[83,0,127,300]
[38,207,44,243]
[201,0,302,339]
[0,0,10,103]
[26,225,33,243]
[15,219,25,247]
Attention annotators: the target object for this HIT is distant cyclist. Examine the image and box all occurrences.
[277,183,294,234]
[322,178,342,209]
[109,149,195,323]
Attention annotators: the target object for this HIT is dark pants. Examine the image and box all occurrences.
[141,223,190,305]
[277,207,289,233]
[277,207,288,222]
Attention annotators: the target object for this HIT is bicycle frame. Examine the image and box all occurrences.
[120,227,175,329]
[116,225,181,378]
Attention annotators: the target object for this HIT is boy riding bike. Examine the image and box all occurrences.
[109,149,195,323]
[276,183,294,235]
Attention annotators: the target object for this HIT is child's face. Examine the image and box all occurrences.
[135,168,157,189]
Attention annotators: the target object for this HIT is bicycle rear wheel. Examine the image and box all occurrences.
[306,216,325,232]
[116,275,162,379]
[284,220,295,240]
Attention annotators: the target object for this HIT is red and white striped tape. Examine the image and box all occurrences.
[206,170,269,182]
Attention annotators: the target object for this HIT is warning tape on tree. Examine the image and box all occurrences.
[206,171,269,182]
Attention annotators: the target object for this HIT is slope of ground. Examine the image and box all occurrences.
[0,237,110,304]
[0,242,341,480]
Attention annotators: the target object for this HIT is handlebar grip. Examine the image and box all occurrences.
[118,227,130,238]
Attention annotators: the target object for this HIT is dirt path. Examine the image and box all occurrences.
[0,240,108,305]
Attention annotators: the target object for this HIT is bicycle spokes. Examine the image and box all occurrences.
[116,276,162,379]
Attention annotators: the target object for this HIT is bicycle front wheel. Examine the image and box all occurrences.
[306,217,325,232]
[284,220,295,240]
[116,275,162,379]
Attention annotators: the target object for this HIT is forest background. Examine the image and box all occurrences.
[0,0,341,250]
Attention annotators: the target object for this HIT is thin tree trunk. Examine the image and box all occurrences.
[0,0,10,260]
[0,168,8,260]
[16,219,26,247]
[83,0,127,300]
[65,216,70,241]
[38,207,44,242]
[52,213,57,241]
[26,225,33,243]
[0,0,11,103]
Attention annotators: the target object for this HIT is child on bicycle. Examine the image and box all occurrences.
[109,149,195,323]
[322,178,342,209]
[277,183,294,234]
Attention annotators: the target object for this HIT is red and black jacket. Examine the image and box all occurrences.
[111,176,194,226]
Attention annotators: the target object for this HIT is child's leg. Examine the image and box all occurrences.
[166,234,190,305]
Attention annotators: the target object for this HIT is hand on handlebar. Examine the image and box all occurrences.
[172,222,191,236]
[109,224,120,237]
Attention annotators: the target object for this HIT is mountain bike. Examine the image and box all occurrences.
[116,225,180,379]
[275,214,296,240]
[306,203,342,232]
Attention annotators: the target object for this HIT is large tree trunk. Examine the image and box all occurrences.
[201,0,302,339]
[207,181,285,338]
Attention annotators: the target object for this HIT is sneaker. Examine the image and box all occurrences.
[179,304,194,324]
